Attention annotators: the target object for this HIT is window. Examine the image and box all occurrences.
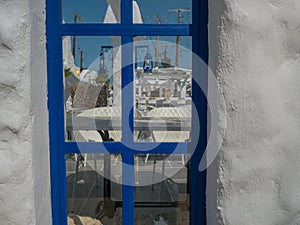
[47,1,208,225]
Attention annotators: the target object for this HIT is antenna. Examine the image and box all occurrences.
[168,9,190,67]
[154,14,163,68]
[72,12,84,61]
[73,11,84,23]
[77,46,85,72]
[147,14,167,68]
[168,9,190,23]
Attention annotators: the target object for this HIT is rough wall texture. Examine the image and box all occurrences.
[209,0,300,224]
[0,0,51,224]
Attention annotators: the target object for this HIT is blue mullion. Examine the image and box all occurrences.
[47,0,68,224]
[56,31,69,225]
[63,142,189,154]
[58,33,69,225]
[122,153,135,225]
[63,142,125,154]
[60,24,190,36]
[190,0,208,225]
[133,24,191,36]
[121,36,134,143]
[130,142,188,153]
[121,0,133,25]
[121,28,135,225]
[58,151,68,225]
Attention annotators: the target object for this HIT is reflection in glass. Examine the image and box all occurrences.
[135,0,192,24]
[62,0,192,24]
[62,0,120,23]
[66,154,122,224]
[134,154,190,225]
[134,37,192,142]
[63,36,122,142]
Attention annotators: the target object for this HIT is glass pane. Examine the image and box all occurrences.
[134,36,192,142]
[134,0,192,24]
[134,154,190,225]
[62,0,120,23]
[63,36,122,142]
[66,154,122,224]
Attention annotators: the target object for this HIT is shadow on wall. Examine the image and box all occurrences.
[207,0,226,224]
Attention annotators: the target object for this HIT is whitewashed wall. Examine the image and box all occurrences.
[0,0,51,224]
[208,0,300,224]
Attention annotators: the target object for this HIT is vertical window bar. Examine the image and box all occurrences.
[121,36,134,142]
[58,152,68,225]
[57,35,68,225]
[190,0,208,225]
[121,0,133,25]
[121,0,134,222]
[122,153,135,225]
[47,0,67,224]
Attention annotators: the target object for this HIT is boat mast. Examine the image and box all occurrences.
[72,12,83,61]
[168,9,190,68]
[154,14,162,68]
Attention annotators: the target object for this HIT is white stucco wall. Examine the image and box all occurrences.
[0,0,51,225]
[208,0,300,224]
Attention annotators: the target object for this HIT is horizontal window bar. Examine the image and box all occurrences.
[63,142,189,154]
[60,24,192,36]
[63,142,125,154]
[131,24,191,36]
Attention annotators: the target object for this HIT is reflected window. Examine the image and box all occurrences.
[66,154,122,224]
[62,0,120,23]
[63,36,122,142]
[135,0,192,24]
[134,154,190,224]
[134,36,192,142]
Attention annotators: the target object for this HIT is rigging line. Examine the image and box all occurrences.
[79,179,97,214]
[149,36,157,52]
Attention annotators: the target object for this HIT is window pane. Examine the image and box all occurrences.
[134,154,190,225]
[134,0,192,24]
[63,36,122,142]
[62,0,120,23]
[66,154,122,224]
[134,36,192,142]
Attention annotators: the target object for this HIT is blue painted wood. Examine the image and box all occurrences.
[122,154,135,225]
[190,0,208,225]
[46,0,68,224]
[60,24,191,36]
[63,142,189,154]
[121,36,134,144]
[121,0,132,24]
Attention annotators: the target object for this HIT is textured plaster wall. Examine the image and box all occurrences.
[0,0,51,225]
[208,0,300,224]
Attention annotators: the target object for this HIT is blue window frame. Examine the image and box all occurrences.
[46,0,208,224]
